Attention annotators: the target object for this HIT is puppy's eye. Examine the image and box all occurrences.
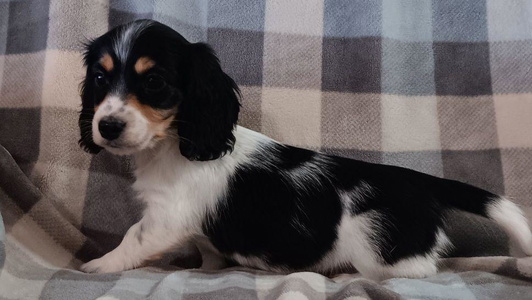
[144,74,166,92]
[94,72,108,87]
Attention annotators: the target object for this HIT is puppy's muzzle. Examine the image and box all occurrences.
[98,117,126,141]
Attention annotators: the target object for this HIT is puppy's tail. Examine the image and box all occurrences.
[436,179,532,256]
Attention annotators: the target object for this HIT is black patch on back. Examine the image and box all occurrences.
[203,144,343,269]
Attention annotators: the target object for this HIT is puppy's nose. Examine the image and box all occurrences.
[98,117,126,141]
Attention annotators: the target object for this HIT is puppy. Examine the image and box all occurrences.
[78,19,532,280]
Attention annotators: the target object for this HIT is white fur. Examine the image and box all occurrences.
[339,180,375,210]
[350,180,376,203]
[487,197,532,256]
[232,254,287,272]
[113,20,154,64]
[311,211,451,281]
[280,153,333,193]
[377,229,451,280]
[313,212,381,276]
[81,126,270,273]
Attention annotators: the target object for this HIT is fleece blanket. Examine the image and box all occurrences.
[1,0,532,299]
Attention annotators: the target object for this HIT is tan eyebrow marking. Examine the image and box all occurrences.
[134,56,156,74]
[99,53,114,72]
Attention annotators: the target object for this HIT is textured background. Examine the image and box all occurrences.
[1,0,532,299]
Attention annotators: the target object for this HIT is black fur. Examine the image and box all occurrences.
[204,143,498,268]
[79,70,103,154]
[79,19,240,161]
[178,43,241,161]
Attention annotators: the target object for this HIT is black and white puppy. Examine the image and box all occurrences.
[78,19,532,280]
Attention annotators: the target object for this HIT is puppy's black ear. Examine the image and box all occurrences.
[78,61,103,154]
[178,43,240,161]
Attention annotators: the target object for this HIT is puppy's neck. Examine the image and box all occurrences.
[133,137,184,170]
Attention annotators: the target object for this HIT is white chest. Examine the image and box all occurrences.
[130,127,268,236]
[130,140,240,234]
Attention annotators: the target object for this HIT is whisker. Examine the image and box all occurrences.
[170,119,191,125]
[166,132,197,147]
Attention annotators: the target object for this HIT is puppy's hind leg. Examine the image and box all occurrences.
[341,213,450,281]
[352,243,445,281]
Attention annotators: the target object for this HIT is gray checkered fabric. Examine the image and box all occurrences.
[1,0,532,299]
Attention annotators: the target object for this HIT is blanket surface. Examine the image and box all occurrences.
[1,0,532,299]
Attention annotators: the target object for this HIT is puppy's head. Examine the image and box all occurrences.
[79,19,240,160]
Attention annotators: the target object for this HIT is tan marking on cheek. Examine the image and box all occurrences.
[154,114,175,138]
[127,95,164,123]
[100,53,114,72]
[134,56,155,74]
[126,95,176,137]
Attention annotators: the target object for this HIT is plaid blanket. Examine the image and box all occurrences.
[1,0,532,299]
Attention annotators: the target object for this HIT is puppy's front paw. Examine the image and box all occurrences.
[80,256,129,274]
